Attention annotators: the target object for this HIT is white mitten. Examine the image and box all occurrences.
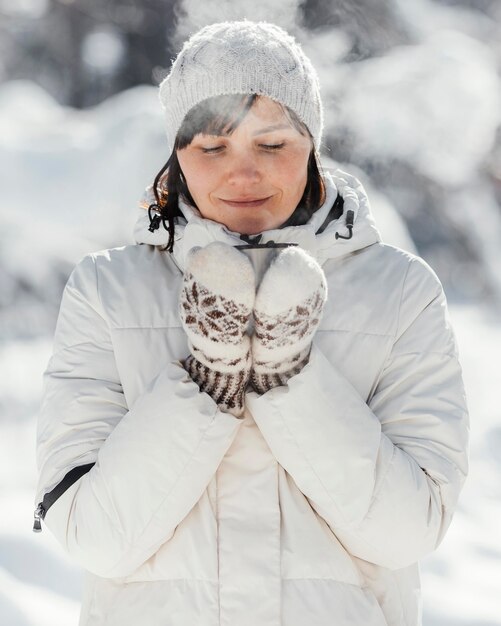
[251,247,327,394]
[179,242,255,417]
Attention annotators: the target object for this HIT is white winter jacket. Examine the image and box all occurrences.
[34,167,469,626]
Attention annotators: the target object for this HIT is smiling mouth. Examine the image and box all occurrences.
[220,196,272,208]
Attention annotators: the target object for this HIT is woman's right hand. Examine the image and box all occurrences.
[179,242,256,417]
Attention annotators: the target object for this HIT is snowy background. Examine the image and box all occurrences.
[1,0,501,624]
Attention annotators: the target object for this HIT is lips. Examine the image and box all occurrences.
[220,196,272,208]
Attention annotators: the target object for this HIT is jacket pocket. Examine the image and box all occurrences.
[33,463,95,532]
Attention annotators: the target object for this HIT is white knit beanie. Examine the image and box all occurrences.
[158,20,324,152]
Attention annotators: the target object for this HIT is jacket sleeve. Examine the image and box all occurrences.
[246,256,469,570]
[35,253,242,578]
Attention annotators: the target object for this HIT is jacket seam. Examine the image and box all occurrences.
[49,256,114,360]
[91,253,109,329]
[369,435,396,506]
[110,325,182,331]
[47,340,112,360]
[316,328,393,339]
[117,577,219,584]
[90,255,125,411]
[282,576,364,587]
[393,570,412,626]
[367,261,445,406]
[394,260,413,340]
[383,350,458,359]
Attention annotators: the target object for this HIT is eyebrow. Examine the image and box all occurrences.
[252,123,292,136]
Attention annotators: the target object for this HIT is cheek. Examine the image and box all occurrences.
[275,152,309,194]
[178,153,215,199]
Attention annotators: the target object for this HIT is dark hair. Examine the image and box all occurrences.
[149,94,326,252]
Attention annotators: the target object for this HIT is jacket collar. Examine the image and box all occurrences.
[134,167,382,275]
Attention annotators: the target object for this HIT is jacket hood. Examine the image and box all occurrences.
[134,167,382,277]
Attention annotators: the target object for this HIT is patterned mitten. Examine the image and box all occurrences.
[251,246,327,394]
[179,241,255,417]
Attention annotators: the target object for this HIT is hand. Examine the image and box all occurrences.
[179,241,255,417]
[250,246,327,394]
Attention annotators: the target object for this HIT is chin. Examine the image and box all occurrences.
[237,226,265,235]
[230,219,280,235]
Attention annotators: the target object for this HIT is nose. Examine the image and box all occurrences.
[226,150,262,186]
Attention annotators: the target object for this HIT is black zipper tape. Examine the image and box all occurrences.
[33,462,95,532]
[316,192,344,235]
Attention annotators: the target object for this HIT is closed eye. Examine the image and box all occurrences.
[261,143,285,151]
[200,146,224,154]
[200,142,286,154]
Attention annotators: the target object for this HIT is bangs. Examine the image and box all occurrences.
[176,94,258,149]
[175,93,310,150]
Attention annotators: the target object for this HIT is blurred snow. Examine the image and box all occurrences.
[443,181,501,299]
[82,27,126,75]
[174,0,301,45]
[0,0,49,19]
[0,79,164,247]
[337,30,501,186]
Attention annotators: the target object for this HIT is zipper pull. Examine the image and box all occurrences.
[335,209,355,240]
[33,503,45,533]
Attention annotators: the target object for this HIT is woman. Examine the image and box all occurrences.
[34,20,469,626]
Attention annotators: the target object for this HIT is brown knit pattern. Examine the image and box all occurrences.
[181,271,249,344]
[184,355,249,415]
[250,346,311,394]
[251,288,325,394]
[253,290,325,351]
[180,270,252,417]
